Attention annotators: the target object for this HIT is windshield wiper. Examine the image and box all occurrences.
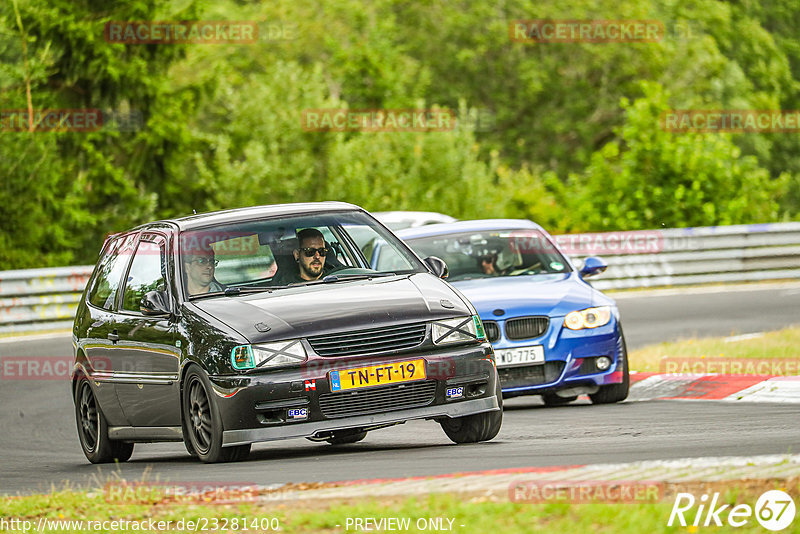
[189,286,280,300]
[321,272,396,283]
[188,291,227,301]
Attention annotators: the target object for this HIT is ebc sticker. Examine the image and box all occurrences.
[287,408,308,421]
[446,386,464,399]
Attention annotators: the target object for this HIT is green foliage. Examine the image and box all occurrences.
[1,0,800,268]
[561,82,787,231]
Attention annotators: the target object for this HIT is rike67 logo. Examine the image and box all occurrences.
[669,490,796,531]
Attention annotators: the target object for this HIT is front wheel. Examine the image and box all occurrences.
[440,378,503,444]
[75,379,134,464]
[182,367,250,463]
[589,330,630,404]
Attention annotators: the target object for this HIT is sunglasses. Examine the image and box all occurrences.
[300,247,328,257]
[187,257,218,267]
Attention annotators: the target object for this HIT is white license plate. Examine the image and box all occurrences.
[494,345,545,367]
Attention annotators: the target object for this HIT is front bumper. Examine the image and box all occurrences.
[207,343,500,446]
[494,318,624,396]
[222,395,497,446]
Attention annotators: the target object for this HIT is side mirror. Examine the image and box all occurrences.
[423,256,449,279]
[140,290,171,316]
[579,256,608,278]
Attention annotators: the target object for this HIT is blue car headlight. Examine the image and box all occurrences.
[564,306,612,330]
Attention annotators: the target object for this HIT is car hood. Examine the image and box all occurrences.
[451,274,608,318]
[190,274,471,343]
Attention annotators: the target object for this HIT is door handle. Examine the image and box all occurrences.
[107,332,120,343]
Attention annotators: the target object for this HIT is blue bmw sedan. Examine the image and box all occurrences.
[373,219,628,405]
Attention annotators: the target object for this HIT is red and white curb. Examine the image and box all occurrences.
[629,373,800,403]
[258,454,800,502]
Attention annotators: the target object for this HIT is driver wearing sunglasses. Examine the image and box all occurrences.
[292,228,329,282]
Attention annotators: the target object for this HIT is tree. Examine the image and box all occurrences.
[561,82,787,231]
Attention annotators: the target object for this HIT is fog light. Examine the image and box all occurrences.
[596,356,612,371]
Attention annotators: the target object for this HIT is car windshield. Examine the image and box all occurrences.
[403,228,571,281]
[179,210,424,298]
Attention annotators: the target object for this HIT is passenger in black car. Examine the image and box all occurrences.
[183,247,225,295]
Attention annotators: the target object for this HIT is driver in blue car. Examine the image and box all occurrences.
[292,228,329,282]
[477,247,511,276]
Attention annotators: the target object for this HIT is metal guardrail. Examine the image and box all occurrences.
[0,266,94,334]
[561,222,800,290]
[1,222,799,334]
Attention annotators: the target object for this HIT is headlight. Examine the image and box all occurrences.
[231,340,307,370]
[432,315,485,345]
[564,306,612,330]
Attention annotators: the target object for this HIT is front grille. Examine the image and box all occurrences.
[497,361,564,389]
[319,381,437,418]
[307,322,427,357]
[483,321,500,342]
[505,316,549,340]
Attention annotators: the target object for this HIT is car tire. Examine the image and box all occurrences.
[75,379,134,464]
[182,367,250,463]
[326,430,368,445]
[183,438,198,457]
[589,330,630,405]
[440,376,503,444]
[542,393,578,406]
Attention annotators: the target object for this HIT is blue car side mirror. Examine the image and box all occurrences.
[579,256,607,278]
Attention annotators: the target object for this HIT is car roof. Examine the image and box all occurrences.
[372,211,456,223]
[135,202,364,232]
[395,219,547,240]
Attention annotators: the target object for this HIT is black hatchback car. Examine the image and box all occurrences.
[72,202,502,463]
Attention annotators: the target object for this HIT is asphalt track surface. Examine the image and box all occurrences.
[1,284,799,495]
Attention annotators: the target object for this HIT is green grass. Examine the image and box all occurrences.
[629,326,800,373]
[3,484,799,533]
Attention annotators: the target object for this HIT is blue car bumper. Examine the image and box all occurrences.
[488,315,624,397]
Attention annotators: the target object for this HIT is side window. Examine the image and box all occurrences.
[319,226,354,267]
[343,224,415,271]
[87,234,137,310]
[122,235,168,313]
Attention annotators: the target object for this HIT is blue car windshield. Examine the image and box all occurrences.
[405,229,572,281]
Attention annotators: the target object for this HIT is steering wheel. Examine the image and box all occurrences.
[510,261,543,276]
